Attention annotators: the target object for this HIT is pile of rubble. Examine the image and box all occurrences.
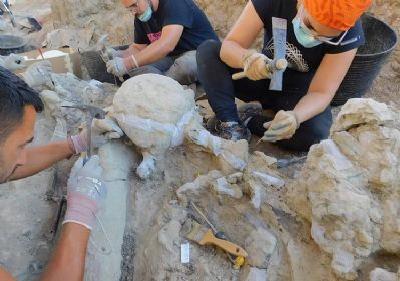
[288,98,400,280]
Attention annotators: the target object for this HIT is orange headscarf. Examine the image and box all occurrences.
[121,0,135,8]
[303,0,372,31]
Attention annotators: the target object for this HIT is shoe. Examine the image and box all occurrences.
[212,120,251,142]
[237,103,263,126]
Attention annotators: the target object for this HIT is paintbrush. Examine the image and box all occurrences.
[181,218,248,258]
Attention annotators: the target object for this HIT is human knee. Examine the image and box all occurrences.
[196,40,222,66]
[167,51,197,84]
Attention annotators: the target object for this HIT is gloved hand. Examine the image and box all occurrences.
[22,60,53,90]
[69,117,124,154]
[106,57,128,77]
[105,47,124,60]
[0,53,26,71]
[242,49,272,81]
[63,156,106,230]
[262,110,299,142]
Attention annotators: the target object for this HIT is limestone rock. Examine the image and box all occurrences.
[211,176,243,199]
[244,152,285,211]
[331,98,395,133]
[239,266,268,281]
[381,196,400,253]
[244,179,265,210]
[251,171,285,189]
[252,151,278,167]
[244,228,277,268]
[289,98,400,280]
[176,170,223,202]
[370,268,397,281]
[226,172,244,184]
[334,125,400,192]
[289,139,382,280]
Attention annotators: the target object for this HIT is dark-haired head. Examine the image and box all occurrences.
[0,66,43,183]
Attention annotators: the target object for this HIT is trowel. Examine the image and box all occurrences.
[232,17,288,91]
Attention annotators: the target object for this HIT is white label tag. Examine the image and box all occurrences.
[181,243,190,264]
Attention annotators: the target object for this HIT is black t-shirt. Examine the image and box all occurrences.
[251,0,365,94]
[134,0,219,56]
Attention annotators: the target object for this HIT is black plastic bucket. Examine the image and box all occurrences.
[0,34,27,56]
[331,14,398,106]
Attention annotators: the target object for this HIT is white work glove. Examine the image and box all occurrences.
[105,48,123,60]
[106,57,128,77]
[69,116,124,154]
[262,110,299,142]
[242,50,272,81]
[63,156,106,230]
[0,53,26,71]
[22,60,53,90]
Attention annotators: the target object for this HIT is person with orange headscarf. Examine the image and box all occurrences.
[197,0,372,151]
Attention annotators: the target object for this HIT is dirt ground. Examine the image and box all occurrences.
[0,1,398,281]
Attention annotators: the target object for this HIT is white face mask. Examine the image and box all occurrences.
[293,5,349,48]
[138,1,152,22]
[292,17,322,48]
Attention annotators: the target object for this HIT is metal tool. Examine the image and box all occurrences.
[48,169,67,241]
[0,1,16,27]
[277,155,307,168]
[94,34,121,85]
[62,104,107,164]
[232,17,288,91]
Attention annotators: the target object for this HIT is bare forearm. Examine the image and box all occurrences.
[220,40,247,69]
[10,140,74,180]
[41,223,90,281]
[0,269,14,281]
[133,40,172,67]
[121,43,147,57]
[293,91,334,123]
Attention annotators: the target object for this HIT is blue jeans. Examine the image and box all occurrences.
[127,50,198,85]
[196,40,332,151]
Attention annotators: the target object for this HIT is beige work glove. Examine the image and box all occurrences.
[106,57,129,77]
[262,110,299,142]
[242,50,272,81]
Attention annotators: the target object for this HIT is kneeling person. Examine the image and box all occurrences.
[106,0,219,85]
[197,0,371,151]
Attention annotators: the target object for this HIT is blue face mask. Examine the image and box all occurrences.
[292,17,322,48]
[138,4,152,22]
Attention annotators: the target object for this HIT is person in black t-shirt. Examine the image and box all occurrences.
[197,0,372,151]
[106,0,219,85]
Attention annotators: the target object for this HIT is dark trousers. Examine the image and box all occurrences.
[196,40,332,151]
